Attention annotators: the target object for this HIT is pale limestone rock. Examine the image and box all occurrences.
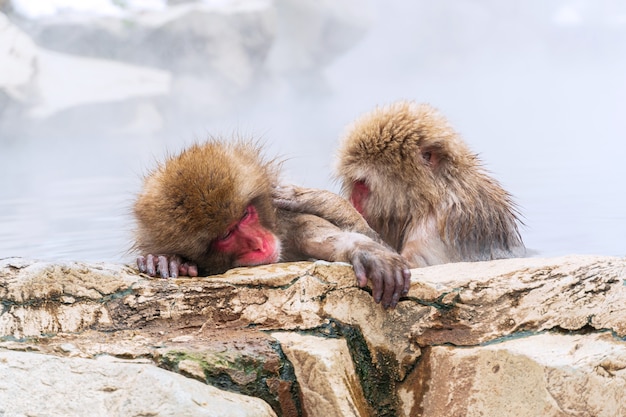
[398,332,626,417]
[272,332,369,417]
[1,255,625,416]
[0,259,140,338]
[1,255,625,353]
[407,255,626,345]
[323,284,426,380]
[0,350,277,417]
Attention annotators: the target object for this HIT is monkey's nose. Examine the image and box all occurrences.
[246,236,265,252]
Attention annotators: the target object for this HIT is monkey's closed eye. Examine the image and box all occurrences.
[219,229,233,241]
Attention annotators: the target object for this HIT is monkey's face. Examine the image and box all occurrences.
[211,204,282,268]
[336,101,472,219]
[159,192,282,275]
[168,143,281,273]
[134,139,283,275]
[338,137,438,228]
[348,180,370,216]
[336,101,466,250]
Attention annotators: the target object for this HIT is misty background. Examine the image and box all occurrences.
[0,0,625,264]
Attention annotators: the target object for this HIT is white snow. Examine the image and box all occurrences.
[11,0,167,19]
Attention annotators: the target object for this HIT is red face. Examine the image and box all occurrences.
[212,204,281,267]
[350,180,370,216]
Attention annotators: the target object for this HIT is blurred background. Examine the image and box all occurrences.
[1,0,625,264]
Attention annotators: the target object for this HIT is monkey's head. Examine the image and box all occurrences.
[134,138,282,274]
[337,100,524,260]
[336,101,478,248]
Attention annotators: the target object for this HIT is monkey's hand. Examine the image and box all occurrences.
[348,240,412,309]
[137,254,198,279]
[281,211,411,309]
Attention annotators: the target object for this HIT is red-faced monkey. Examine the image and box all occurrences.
[334,100,525,267]
[133,138,410,308]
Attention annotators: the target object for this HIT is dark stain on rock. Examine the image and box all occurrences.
[155,330,305,417]
[405,346,433,417]
[334,321,398,417]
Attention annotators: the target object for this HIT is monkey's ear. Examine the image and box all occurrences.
[421,146,442,170]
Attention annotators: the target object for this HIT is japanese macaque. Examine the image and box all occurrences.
[334,100,525,267]
[133,138,410,308]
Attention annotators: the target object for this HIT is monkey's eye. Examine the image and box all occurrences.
[219,229,233,241]
[241,208,250,220]
[422,151,432,163]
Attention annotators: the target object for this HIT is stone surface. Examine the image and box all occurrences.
[398,332,626,417]
[0,350,277,417]
[0,255,625,416]
[405,255,626,344]
[273,332,369,417]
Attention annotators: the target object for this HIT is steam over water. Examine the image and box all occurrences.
[1,1,625,264]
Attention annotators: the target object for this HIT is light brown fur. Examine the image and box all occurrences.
[134,139,278,274]
[133,137,411,308]
[336,101,525,267]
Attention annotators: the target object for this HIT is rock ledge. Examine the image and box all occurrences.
[0,255,624,416]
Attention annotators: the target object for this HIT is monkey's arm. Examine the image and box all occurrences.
[273,185,382,243]
[279,210,411,309]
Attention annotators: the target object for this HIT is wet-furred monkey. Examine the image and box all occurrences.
[335,100,525,268]
[133,138,410,308]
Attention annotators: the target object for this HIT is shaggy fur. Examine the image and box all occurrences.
[132,137,412,309]
[336,100,525,265]
[133,138,279,274]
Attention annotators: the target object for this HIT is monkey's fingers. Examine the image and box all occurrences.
[355,255,384,304]
[185,263,199,277]
[157,256,170,278]
[390,267,409,308]
[169,255,196,278]
[402,268,411,296]
[379,268,400,309]
[168,256,181,279]
[378,257,412,309]
[353,254,388,305]
[352,258,370,289]
[368,268,385,305]
[137,256,148,274]
[146,254,157,276]
[178,261,199,277]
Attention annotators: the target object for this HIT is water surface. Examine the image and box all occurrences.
[1,1,624,263]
